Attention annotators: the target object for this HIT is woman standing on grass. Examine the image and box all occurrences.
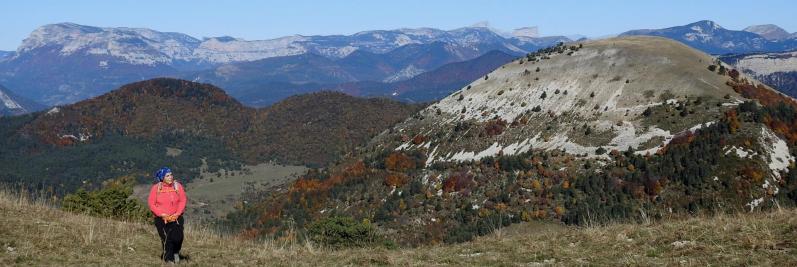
[148,167,187,263]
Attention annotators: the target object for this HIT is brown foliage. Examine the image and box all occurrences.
[385,152,416,172]
[384,173,409,187]
[731,81,797,109]
[483,118,508,136]
[443,171,475,193]
[22,79,423,167]
[412,134,426,145]
[728,69,740,80]
[740,166,765,184]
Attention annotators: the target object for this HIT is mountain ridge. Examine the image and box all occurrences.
[232,36,797,245]
[621,20,797,54]
[1,22,570,105]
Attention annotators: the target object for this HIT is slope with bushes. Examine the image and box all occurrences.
[233,36,797,245]
[1,189,796,265]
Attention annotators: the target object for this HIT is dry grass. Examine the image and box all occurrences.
[1,189,796,266]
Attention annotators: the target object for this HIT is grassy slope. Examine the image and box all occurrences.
[1,190,796,266]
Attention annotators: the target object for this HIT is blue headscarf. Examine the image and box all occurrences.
[154,167,172,183]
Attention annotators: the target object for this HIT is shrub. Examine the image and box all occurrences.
[728,69,740,80]
[708,65,717,72]
[642,107,653,117]
[61,177,149,222]
[595,147,607,155]
[307,216,379,248]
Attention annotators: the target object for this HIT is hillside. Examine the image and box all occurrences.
[233,36,797,245]
[0,79,420,194]
[1,190,796,265]
[239,91,425,166]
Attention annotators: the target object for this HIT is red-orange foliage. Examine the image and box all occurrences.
[443,171,475,193]
[385,152,416,172]
[645,179,663,196]
[384,173,409,187]
[239,228,261,240]
[740,166,765,183]
[730,81,797,143]
[725,110,741,134]
[344,160,366,177]
[484,118,507,136]
[732,82,797,109]
[412,134,426,145]
[56,136,76,146]
[291,178,323,192]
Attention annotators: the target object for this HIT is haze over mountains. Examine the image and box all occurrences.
[0,20,797,113]
[2,20,796,109]
[0,22,570,106]
[620,20,797,55]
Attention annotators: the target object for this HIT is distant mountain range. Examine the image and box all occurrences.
[743,24,797,41]
[185,41,509,104]
[224,50,515,106]
[621,20,797,54]
[2,20,797,110]
[0,22,570,106]
[330,50,516,102]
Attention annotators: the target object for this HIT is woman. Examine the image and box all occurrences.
[147,167,187,263]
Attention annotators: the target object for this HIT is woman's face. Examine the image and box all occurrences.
[163,172,174,184]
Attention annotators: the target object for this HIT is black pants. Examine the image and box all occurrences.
[154,215,184,262]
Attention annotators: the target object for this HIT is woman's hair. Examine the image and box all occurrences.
[154,167,172,183]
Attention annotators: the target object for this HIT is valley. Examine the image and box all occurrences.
[1,7,797,265]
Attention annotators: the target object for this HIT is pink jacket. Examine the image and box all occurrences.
[147,182,186,217]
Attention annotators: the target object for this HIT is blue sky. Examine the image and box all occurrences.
[1,0,795,50]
